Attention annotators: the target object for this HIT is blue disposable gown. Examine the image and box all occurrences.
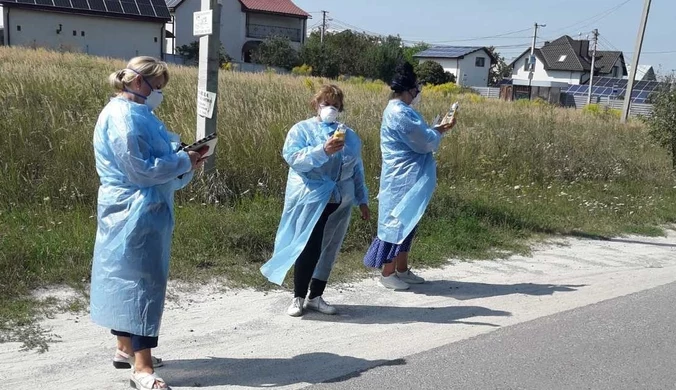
[90,97,193,337]
[261,118,368,285]
[377,99,442,245]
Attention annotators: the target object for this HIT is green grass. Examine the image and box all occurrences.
[2,46,676,351]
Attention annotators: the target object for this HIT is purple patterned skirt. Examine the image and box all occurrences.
[363,227,418,269]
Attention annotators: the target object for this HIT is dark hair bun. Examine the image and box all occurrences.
[390,61,417,92]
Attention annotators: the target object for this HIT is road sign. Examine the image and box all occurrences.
[193,10,213,36]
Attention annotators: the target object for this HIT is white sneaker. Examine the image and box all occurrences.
[287,297,304,317]
[396,268,425,284]
[304,296,338,315]
[380,274,410,290]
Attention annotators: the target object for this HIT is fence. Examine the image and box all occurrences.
[471,87,500,99]
[471,86,653,118]
[163,54,288,74]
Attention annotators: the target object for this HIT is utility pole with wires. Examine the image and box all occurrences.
[528,22,546,94]
[622,0,651,123]
[320,10,328,44]
[588,28,599,105]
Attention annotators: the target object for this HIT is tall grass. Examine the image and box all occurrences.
[2,47,676,347]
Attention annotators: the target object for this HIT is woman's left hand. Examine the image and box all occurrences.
[359,204,370,220]
[434,116,457,133]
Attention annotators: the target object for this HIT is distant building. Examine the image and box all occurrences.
[509,35,627,87]
[166,0,310,63]
[0,0,170,59]
[413,46,496,87]
[625,64,657,81]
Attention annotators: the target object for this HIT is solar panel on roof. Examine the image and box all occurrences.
[89,0,106,11]
[2,0,169,19]
[120,0,140,14]
[70,0,88,9]
[150,0,169,18]
[104,0,123,12]
[136,0,155,17]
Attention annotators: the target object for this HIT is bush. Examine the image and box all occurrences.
[582,103,621,119]
[251,36,300,70]
[417,61,453,85]
[292,64,313,76]
[176,41,231,66]
[424,82,461,97]
[644,74,676,169]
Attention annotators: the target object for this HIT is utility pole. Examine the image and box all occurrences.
[528,22,546,96]
[588,29,599,105]
[621,0,651,123]
[194,0,222,171]
[320,10,328,44]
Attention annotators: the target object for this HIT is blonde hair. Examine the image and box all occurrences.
[108,56,170,93]
[311,84,345,112]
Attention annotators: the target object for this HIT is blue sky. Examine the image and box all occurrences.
[293,0,676,73]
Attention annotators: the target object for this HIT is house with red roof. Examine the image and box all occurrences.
[165,0,310,63]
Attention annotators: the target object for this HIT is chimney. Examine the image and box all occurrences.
[544,41,550,45]
[579,40,590,58]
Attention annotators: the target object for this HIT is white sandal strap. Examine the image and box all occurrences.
[132,372,168,389]
[115,349,131,360]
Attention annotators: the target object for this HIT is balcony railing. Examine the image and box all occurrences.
[247,24,302,43]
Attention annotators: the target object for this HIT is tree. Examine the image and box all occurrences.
[416,60,453,85]
[176,41,231,66]
[403,42,430,71]
[251,36,300,70]
[486,46,511,86]
[300,30,405,82]
[644,74,676,169]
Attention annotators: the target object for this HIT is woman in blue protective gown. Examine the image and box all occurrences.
[261,84,370,317]
[90,56,208,390]
[364,62,456,291]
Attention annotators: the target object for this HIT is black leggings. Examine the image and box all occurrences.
[294,203,340,299]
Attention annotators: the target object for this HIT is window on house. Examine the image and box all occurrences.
[475,57,485,67]
[154,37,158,43]
[558,55,567,62]
[81,31,85,37]
[612,66,619,78]
[17,25,21,32]
[524,58,529,71]
[73,30,77,36]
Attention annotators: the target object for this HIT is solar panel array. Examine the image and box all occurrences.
[564,76,662,104]
[3,0,171,20]
[416,46,483,59]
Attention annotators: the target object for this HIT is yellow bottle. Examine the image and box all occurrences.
[333,124,346,140]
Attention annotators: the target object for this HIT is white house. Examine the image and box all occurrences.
[0,0,170,59]
[625,64,657,81]
[509,35,627,87]
[413,46,496,87]
[165,0,309,63]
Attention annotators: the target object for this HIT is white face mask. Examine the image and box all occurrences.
[145,89,164,111]
[319,106,339,123]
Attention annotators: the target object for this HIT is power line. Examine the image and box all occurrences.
[542,0,634,39]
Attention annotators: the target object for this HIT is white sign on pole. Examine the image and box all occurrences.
[193,10,213,36]
[197,89,217,119]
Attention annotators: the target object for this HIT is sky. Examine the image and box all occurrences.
[0,0,673,72]
[292,0,676,73]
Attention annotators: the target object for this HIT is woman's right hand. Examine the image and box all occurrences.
[188,146,209,169]
[324,137,345,156]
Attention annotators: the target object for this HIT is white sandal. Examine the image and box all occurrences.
[130,371,170,389]
[113,349,163,369]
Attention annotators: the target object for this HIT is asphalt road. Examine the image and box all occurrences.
[311,282,676,390]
